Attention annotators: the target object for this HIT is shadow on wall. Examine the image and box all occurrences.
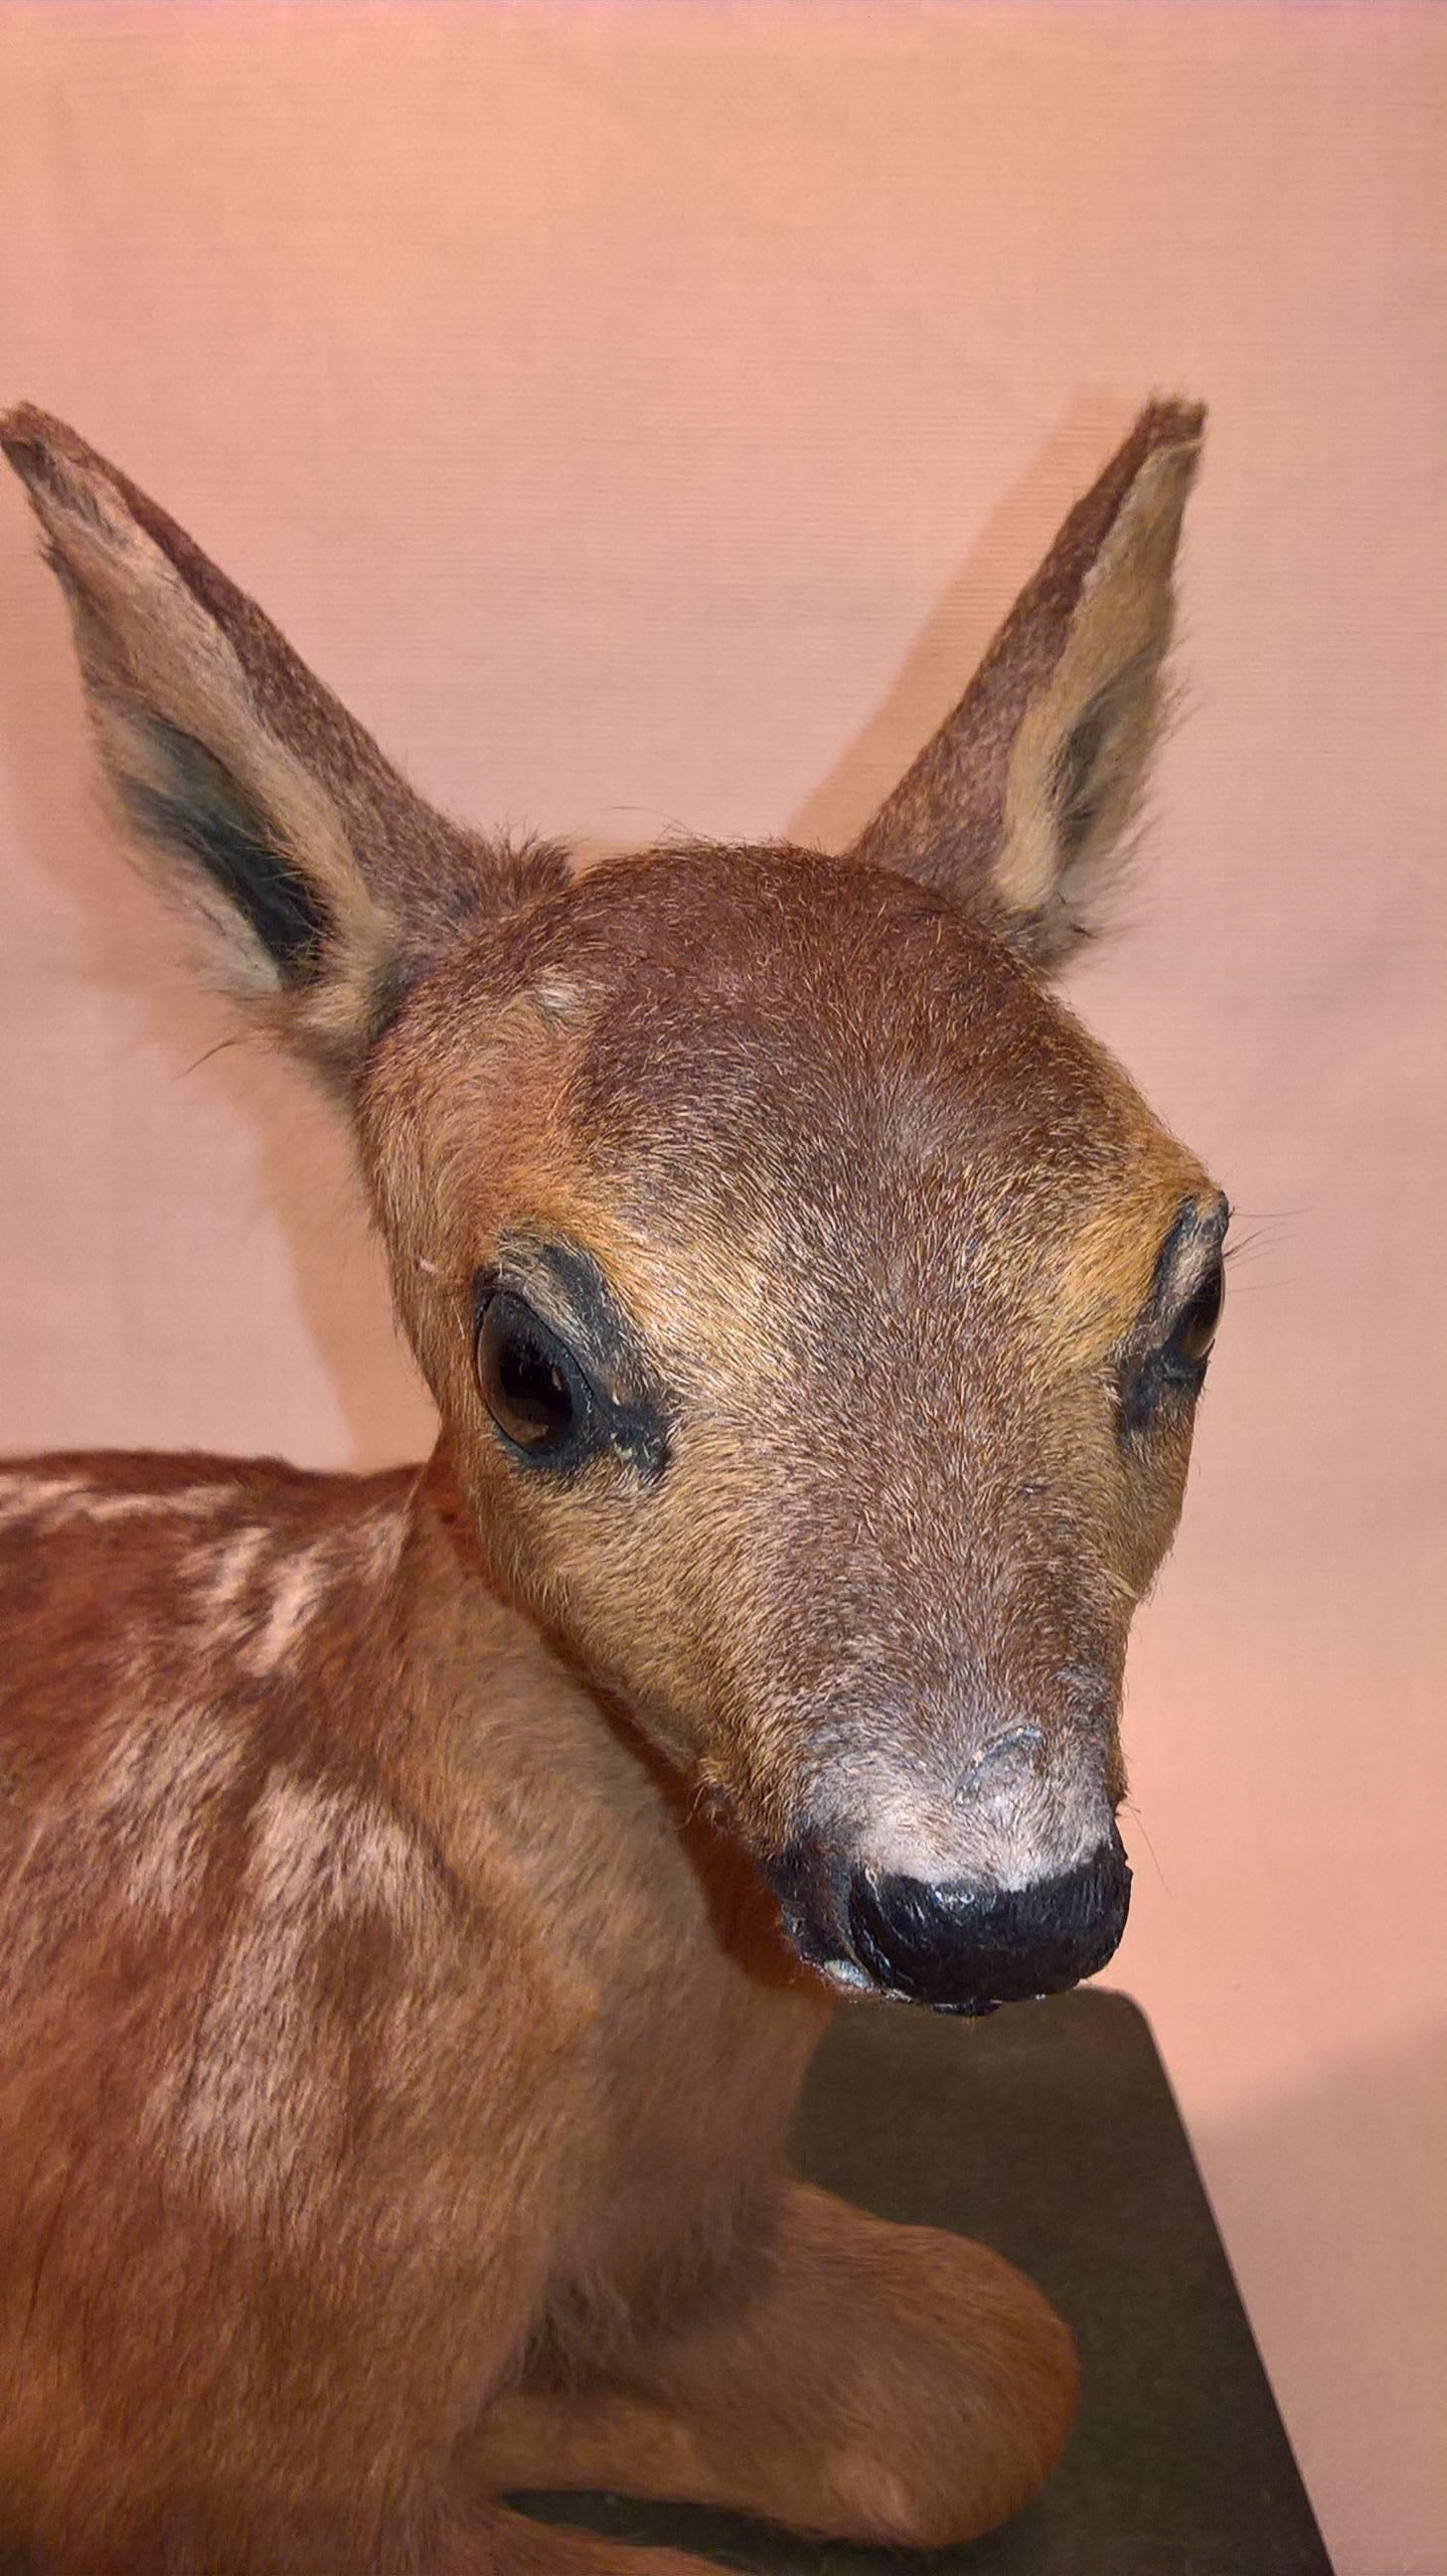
[3,394,1141,1471]
[789,392,1139,855]
[1196,2016,1447,2576]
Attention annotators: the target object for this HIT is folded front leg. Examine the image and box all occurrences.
[468,2182,1077,2551]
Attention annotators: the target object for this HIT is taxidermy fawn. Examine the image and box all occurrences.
[0,398,1225,2575]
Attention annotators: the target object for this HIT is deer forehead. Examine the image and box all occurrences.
[370,846,1209,1394]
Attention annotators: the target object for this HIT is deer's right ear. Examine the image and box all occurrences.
[1,406,566,1091]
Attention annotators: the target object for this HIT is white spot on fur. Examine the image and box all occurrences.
[530,977,586,1027]
[228,1505,407,1680]
[152,1764,441,2225]
[94,1715,247,1919]
[78,1486,236,1524]
[361,1501,407,1582]
[241,1541,330,1678]
[0,1473,86,1530]
[197,1524,269,1631]
[0,1471,236,1533]
[0,1706,250,2002]
[249,1769,435,1935]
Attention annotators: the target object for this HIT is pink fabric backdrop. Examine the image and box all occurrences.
[0,9,1442,2568]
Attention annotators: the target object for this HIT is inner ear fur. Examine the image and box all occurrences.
[0,404,568,1088]
[851,399,1206,973]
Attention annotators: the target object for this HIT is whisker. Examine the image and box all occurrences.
[1119,1797,1170,1895]
[177,1034,244,1079]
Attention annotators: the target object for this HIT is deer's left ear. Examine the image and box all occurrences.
[851,399,1205,973]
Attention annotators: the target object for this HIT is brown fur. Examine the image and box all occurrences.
[0,402,1221,2572]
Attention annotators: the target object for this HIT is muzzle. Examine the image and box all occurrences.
[764,1825,1132,2015]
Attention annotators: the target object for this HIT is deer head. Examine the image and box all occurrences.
[1,399,1223,2014]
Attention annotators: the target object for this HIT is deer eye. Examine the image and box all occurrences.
[1168,1259,1224,1367]
[476,1292,590,1462]
[1118,1250,1225,1438]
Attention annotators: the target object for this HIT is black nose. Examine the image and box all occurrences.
[843,1832,1131,2014]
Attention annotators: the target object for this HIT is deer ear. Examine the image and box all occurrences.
[850,400,1205,973]
[1,405,566,1090]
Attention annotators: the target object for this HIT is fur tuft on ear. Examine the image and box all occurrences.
[1,405,568,1089]
[850,399,1205,973]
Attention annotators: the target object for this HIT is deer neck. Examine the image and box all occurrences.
[390,1441,808,2007]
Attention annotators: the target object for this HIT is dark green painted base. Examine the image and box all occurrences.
[516,1989,1334,2575]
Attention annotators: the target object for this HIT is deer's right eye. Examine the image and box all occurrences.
[476,1292,591,1464]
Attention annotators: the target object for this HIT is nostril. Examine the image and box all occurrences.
[957,1722,1045,1802]
[845,1829,1131,2015]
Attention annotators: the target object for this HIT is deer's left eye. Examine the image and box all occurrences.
[1118,1254,1225,1436]
[1168,1259,1224,1367]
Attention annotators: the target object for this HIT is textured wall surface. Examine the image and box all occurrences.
[0,10,1442,2569]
